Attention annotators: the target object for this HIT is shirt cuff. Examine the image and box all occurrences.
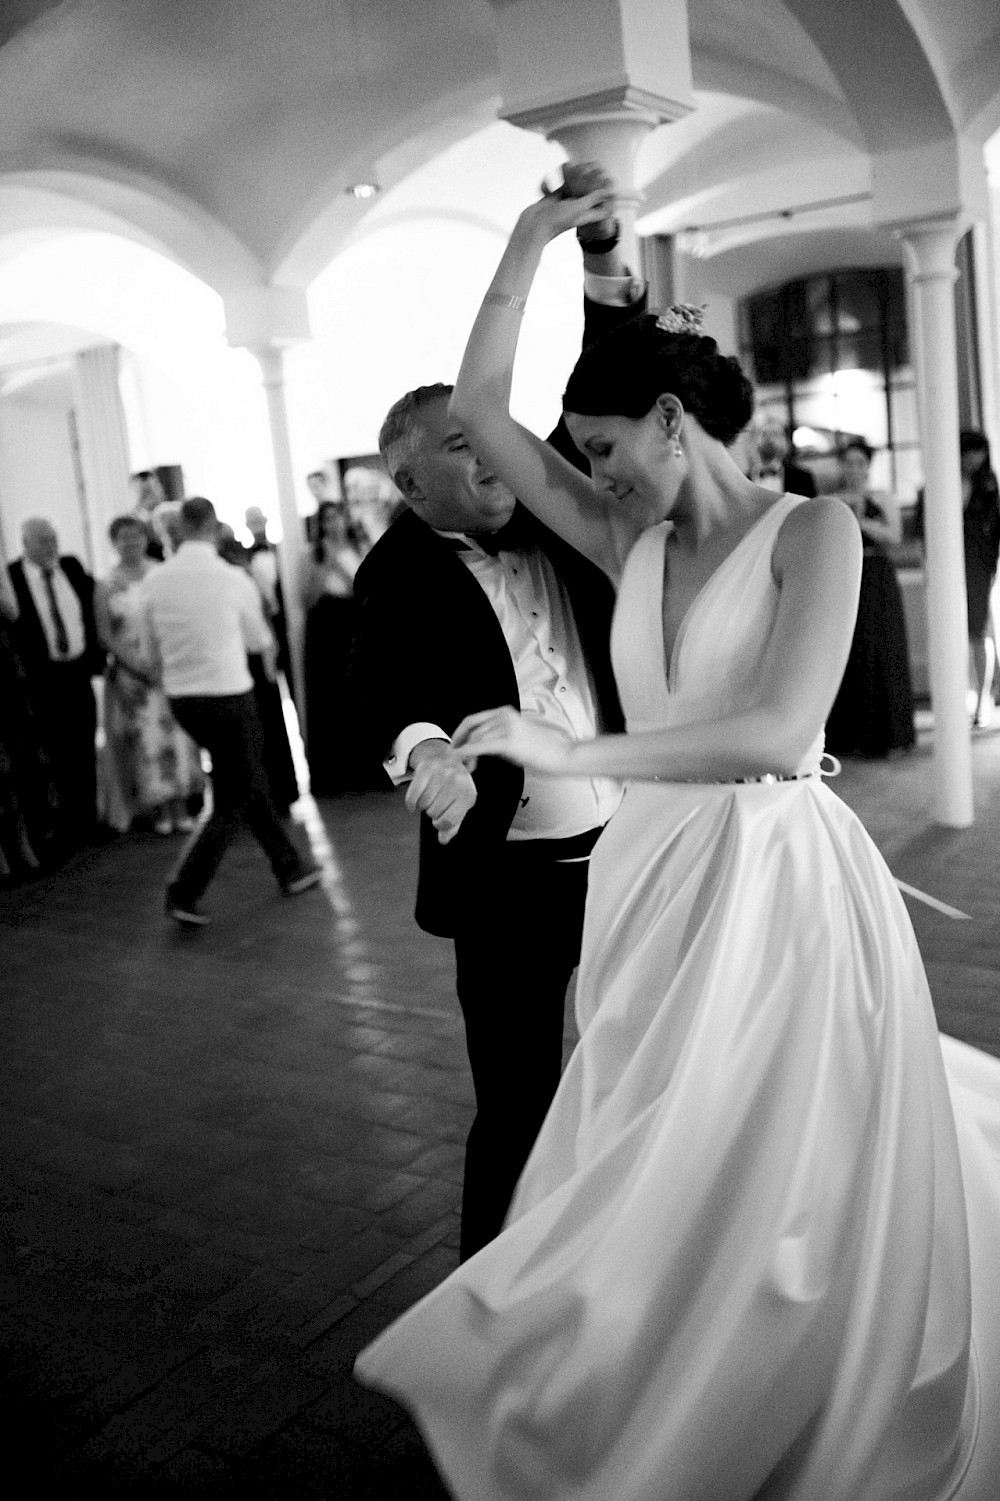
[584,269,646,308]
[384,722,451,786]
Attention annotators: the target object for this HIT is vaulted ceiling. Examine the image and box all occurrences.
[0,0,997,299]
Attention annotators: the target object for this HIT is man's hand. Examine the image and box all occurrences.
[405,739,478,846]
[560,162,618,246]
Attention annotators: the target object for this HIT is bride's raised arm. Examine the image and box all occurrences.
[449,180,637,582]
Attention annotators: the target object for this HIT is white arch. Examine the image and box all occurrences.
[0,154,264,299]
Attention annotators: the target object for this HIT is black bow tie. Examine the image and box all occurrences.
[450,514,534,556]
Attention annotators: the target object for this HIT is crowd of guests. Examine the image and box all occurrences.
[0,491,303,886]
[2,413,996,888]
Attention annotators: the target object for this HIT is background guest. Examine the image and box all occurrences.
[751,415,816,496]
[217,523,299,814]
[825,438,915,757]
[0,536,58,878]
[130,469,169,559]
[299,499,364,795]
[95,515,203,835]
[245,506,290,679]
[916,430,1000,725]
[7,517,104,851]
[959,430,1000,725]
[140,495,318,927]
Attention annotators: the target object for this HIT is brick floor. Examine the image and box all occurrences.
[2,720,999,1496]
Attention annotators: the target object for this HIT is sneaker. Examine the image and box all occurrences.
[166,900,211,927]
[283,868,322,896]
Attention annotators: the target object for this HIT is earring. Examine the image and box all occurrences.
[671,439,683,459]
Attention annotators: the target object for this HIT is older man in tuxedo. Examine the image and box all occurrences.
[351,185,643,1259]
[7,517,103,850]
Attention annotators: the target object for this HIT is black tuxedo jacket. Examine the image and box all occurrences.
[7,555,103,677]
[351,507,624,936]
[351,291,645,937]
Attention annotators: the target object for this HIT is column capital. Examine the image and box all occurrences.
[249,343,287,388]
[224,284,311,353]
[892,214,965,282]
[491,0,694,132]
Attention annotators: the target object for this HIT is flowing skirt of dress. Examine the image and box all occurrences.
[356,776,1000,1501]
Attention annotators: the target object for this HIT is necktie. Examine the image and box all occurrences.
[42,567,70,657]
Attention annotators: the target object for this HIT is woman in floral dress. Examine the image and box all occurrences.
[95,514,204,834]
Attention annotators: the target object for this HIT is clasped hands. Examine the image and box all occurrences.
[518,161,617,246]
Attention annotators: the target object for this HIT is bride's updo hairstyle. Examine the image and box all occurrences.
[562,309,755,448]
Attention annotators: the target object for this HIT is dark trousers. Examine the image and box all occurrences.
[453,839,593,1261]
[31,657,97,848]
[167,690,304,906]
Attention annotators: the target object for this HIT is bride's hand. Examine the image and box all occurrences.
[515,176,615,246]
[452,707,573,776]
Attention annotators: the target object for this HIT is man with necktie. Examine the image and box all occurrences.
[7,517,104,850]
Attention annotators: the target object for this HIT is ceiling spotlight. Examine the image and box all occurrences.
[346,181,380,200]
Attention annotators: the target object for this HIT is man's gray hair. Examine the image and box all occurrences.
[378,383,453,484]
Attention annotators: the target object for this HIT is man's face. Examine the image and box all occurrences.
[400,398,516,535]
[22,520,59,567]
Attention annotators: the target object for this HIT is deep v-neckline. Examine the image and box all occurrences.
[658,502,784,693]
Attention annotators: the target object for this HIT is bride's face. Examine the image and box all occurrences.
[565,407,683,523]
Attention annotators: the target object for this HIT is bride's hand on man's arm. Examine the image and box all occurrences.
[452,708,576,776]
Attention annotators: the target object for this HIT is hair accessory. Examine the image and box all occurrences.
[656,304,707,336]
[484,292,527,312]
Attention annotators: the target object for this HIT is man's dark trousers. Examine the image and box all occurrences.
[167,689,302,905]
[32,657,98,848]
[453,836,593,1261]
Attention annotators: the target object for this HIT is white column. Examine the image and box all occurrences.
[545,113,659,270]
[225,286,311,725]
[490,1,694,271]
[898,218,973,827]
[253,344,307,721]
[71,344,133,576]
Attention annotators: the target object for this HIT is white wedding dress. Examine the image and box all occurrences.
[356,494,1000,1500]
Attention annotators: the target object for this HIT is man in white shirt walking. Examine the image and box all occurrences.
[141,496,319,927]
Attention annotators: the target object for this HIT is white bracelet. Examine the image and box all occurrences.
[484,292,527,312]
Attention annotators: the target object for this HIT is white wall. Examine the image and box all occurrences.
[0,393,86,565]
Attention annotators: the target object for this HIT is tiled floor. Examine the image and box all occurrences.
[2,721,1000,1496]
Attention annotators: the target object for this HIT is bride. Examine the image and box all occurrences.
[355,178,1000,1500]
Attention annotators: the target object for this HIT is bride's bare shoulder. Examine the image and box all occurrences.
[773,495,862,575]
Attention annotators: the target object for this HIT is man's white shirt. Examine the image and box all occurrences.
[140,540,273,698]
[385,538,622,842]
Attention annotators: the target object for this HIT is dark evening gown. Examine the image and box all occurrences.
[825,496,915,757]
